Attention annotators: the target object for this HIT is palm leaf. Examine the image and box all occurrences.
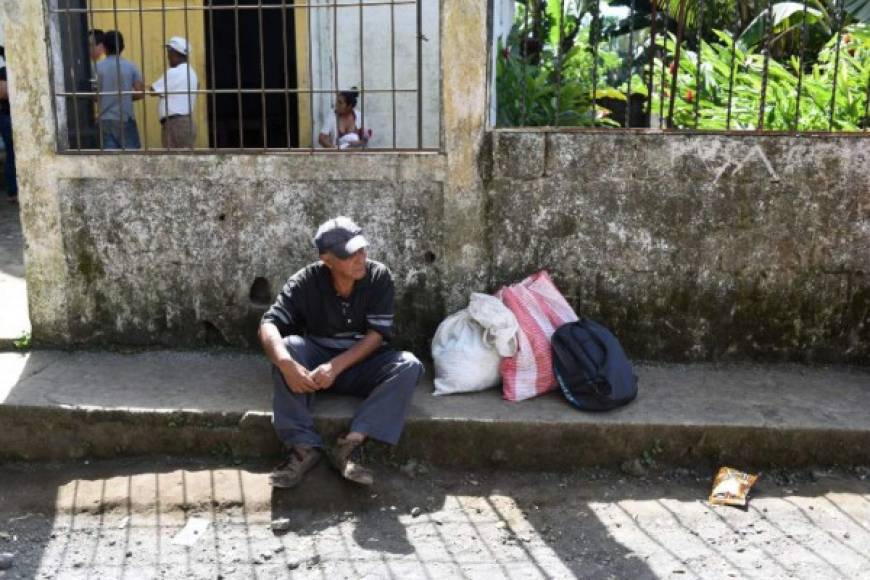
[844,0,870,22]
[737,2,824,48]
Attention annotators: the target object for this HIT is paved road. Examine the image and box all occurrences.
[0,200,28,342]
[0,458,868,579]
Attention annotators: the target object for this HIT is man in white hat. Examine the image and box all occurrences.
[149,36,198,148]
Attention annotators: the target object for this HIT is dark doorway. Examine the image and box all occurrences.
[205,0,300,148]
[57,0,100,149]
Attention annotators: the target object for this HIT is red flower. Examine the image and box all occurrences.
[685,89,694,103]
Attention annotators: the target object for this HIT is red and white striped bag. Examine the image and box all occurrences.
[497,271,578,402]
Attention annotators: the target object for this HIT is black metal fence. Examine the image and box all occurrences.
[48,0,437,152]
[495,0,870,132]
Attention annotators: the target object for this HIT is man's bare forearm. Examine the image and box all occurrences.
[259,322,293,365]
[331,330,383,375]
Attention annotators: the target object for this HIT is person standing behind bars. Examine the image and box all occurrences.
[149,37,198,149]
[94,31,144,150]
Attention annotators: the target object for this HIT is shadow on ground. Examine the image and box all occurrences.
[1,456,869,579]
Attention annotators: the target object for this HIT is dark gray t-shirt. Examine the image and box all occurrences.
[262,260,395,343]
[95,56,142,121]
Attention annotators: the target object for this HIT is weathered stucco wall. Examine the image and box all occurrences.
[5,0,488,353]
[7,2,867,362]
[488,131,869,363]
[58,160,446,350]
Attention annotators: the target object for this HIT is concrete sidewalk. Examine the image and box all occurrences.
[1,349,869,468]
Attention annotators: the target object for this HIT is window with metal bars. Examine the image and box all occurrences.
[49,0,440,152]
[493,0,870,133]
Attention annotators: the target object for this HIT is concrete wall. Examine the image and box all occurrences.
[4,0,489,353]
[6,1,868,363]
[487,130,870,363]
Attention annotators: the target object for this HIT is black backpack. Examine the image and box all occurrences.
[551,319,638,411]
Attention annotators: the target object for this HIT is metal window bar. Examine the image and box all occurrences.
[50,0,433,151]
[162,0,171,147]
[307,1,316,151]
[112,0,126,150]
[359,0,364,145]
[658,6,668,127]
[208,0,218,148]
[416,0,423,148]
[57,87,417,95]
[828,0,845,131]
[139,0,150,150]
[259,0,268,149]
[87,0,105,151]
[757,0,773,131]
[281,0,291,147]
[61,1,416,11]
[625,0,635,128]
[865,73,870,132]
[63,0,83,151]
[647,0,656,125]
[554,0,565,126]
[793,0,811,132]
[234,0,244,148]
[591,0,600,126]
[666,0,688,127]
[725,23,737,130]
[520,1,529,126]
[391,0,397,147]
[332,0,339,147]
[185,0,195,150]
[693,0,704,128]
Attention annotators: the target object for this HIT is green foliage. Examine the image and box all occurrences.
[738,2,825,48]
[13,331,31,350]
[650,24,870,130]
[843,0,870,22]
[498,1,869,130]
[496,23,625,126]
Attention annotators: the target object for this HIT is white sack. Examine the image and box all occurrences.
[431,293,519,396]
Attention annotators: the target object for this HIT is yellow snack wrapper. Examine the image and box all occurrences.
[709,467,759,507]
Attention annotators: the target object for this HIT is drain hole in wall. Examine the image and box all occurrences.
[424,251,437,264]
[202,321,229,347]
[249,277,272,305]
[218,214,226,221]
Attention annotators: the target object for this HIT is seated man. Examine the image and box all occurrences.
[259,217,423,488]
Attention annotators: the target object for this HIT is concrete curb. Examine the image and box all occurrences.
[2,402,869,469]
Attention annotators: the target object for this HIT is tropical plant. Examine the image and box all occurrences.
[497,8,627,126]
[649,23,870,129]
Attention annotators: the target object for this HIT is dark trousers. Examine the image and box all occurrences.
[0,113,17,197]
[272,335,423,449]
[99,118,142,150]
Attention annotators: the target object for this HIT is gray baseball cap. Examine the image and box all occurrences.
[313,216,369,258]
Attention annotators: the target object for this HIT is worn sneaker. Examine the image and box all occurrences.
[329,437,374,486]
[269,446,322,488]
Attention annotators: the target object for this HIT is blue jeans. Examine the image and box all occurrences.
[99,118,141,150]
[0,113,17,197]
[272,336,424,449]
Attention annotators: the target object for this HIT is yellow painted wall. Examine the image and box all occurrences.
[90,0,209,148]
[295,6,311,148]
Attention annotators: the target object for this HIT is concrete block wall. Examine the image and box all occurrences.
[4,0,489,354]
[487,130,870,363]
[5,1,868,363]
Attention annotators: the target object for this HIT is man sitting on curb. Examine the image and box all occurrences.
[259,217,424,488]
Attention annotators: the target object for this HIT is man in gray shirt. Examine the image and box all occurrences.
[95,31,144,149]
